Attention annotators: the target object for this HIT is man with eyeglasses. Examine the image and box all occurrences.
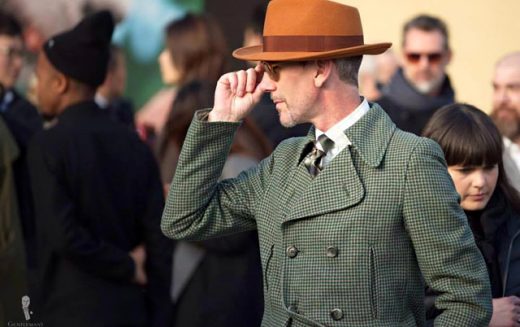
[162,1,491,326]
[376,14,454,135]
[0,11,41,134]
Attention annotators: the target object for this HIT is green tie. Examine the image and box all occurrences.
[303,134,335,176]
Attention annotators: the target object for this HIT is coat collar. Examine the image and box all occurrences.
[344,102,396,168]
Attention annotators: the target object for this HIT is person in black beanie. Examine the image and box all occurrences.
[27,11,173,327]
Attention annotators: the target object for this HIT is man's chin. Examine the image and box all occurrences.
[413,79,442,95]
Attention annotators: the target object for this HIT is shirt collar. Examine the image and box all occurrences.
[0,90,15,112]
[315,98,370,149]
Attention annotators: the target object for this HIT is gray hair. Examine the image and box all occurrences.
[333,56,363,87]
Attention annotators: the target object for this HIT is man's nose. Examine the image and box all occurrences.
[418,55,431,69]
[258,72,276,93]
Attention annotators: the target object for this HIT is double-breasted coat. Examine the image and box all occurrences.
[28,101,173,327]
[161,104,492,326]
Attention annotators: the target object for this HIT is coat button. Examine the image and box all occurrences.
[326,246,338,258]
[286,245,299,258]
[330,308,343,321]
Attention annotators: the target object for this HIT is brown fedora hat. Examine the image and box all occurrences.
[233,0,391,62]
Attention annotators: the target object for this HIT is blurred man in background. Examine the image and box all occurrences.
[96,44,135,128]
[377,14,454,135]
[491,51,520,191]
[0,10,41,280]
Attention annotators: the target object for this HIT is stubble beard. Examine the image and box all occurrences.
[279,108,298,128]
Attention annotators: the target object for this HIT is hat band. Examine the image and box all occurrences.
[263,35,364,52]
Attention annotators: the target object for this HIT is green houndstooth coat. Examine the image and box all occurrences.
[162,104,492,327]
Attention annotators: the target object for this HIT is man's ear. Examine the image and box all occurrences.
[444,49,453,65]
[54,72,69,95]
[314,60,333,88]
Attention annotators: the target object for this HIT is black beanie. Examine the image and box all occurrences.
[43,11,114,87]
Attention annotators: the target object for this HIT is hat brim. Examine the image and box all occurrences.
[233,42,392,61]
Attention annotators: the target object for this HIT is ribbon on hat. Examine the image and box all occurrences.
[263,35,364,52]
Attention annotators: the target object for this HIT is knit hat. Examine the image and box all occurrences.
[43,10,114,87]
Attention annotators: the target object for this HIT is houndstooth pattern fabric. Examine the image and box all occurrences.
[161,104,492,327]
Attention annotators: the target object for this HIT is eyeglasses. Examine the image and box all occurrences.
[0,45,26,60]
[261,61,305,81]
[405,52,443,64]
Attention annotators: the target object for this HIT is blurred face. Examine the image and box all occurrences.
[0,35,25,88]
[35,52,61,119]
[491,63,520,140]
[158,49,181,85]
[448,165,499,211]
[402,28,451,95]
[259,61,318,128]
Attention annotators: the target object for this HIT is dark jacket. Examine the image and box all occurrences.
[425,190,520,323]
[478,191,520,297]
[0,90,42,269]
[172,231,263,327]
[27,101,173,327]
[375,68,455,135]
[106,97,135,129]
[0,116,27,325]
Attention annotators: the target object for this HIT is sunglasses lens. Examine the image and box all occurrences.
[406,53,421,63]
[406,53,443,64]
[427,53,442,63]
[262,62,279,81]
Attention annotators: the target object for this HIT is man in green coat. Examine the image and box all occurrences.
[161,0,492,326]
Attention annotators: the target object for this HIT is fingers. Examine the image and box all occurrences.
[221,68,262,97]
[246,68,258,93]
[236,69,247,97]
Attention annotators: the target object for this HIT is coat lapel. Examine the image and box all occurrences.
[283,104,396,223]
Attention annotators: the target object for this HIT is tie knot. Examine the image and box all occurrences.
[317,134,334,153]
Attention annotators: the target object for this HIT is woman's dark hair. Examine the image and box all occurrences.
[157,80,214,160]
[164,13,228,85]
[422,103,520,213]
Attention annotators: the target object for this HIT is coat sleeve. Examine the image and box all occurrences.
[402,137,492,326]
[161,110,272,241]
[27,136,135,282]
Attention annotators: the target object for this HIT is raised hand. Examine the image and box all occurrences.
[209,64,266,122]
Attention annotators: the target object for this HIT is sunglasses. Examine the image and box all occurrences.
[261,61,306,81]
[405,52,443,64]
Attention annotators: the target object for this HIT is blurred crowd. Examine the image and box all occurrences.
[0,1,519,327]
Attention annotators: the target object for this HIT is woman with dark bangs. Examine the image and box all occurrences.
[423,103,520,327]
